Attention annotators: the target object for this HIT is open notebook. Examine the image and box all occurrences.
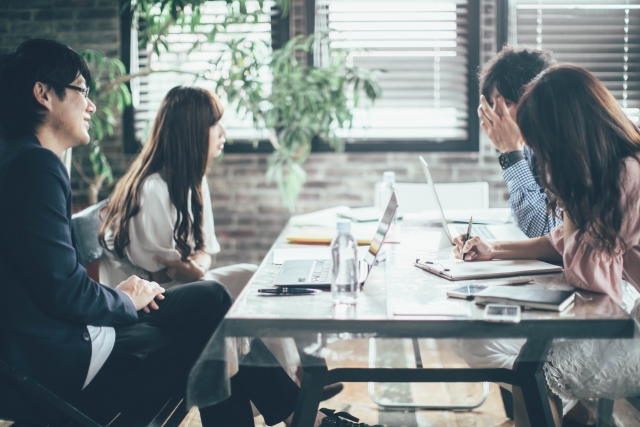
[414,258,563,281]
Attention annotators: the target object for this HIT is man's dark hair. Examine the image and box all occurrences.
[479,46,555,106]
[0,39,92,140]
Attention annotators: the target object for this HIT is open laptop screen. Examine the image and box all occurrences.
[363,191,398,267]
[419,156,453,242]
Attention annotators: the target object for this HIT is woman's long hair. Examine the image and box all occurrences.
[517,65,640,253]
[99,86,224,260]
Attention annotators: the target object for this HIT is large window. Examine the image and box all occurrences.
[128,0,480,152]
[509,0,640,123]
[133,1,275,144]
[313,0,480,151]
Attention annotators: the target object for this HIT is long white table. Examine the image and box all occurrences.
[188,218,635,426]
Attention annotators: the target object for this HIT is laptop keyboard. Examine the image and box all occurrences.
[455,224,496,240]
[311,260,332,283]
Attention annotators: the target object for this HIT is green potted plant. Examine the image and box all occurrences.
[73,50,131,205]
[214,34,381,212]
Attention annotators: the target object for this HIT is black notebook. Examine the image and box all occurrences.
[474,286,575,312]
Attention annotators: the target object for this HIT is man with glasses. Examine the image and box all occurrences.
[0,39,311,427]
[0,38,200,423]
[67,84,90,97]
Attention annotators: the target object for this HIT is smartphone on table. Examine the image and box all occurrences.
[483,304,521,323]
[258,287,322,296]
[446,284,488,300]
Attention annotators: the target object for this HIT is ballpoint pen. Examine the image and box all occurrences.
[461,216,473,261]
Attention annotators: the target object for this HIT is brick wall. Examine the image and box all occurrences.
[3,0,507,267]
[0,0,120,56]
[0,0,125,202]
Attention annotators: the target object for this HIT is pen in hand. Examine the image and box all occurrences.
[461,216,473,261]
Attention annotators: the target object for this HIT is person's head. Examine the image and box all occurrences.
[99,86,224,260]
[479,46,555,121]
[0,39,95,146]
[145,85,226,165]
[517,65,640,253]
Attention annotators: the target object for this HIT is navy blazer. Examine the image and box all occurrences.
[0,136,138,422]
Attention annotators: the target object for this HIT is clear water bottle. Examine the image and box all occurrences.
[377,171,396,220]
[330,220,359,305]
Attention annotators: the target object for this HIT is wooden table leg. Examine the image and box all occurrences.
[512,338,556,427]
[291,365,328,427]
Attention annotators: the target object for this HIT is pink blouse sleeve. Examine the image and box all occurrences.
[547,225,624,303]
[547,226,565,254]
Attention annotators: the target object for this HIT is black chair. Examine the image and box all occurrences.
[71,199,109,268]
[0,353,187,427]
[0,201,188,427]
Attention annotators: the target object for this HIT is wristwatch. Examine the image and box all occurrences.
[498,150,526,170]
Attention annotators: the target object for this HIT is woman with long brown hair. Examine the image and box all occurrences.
[99,86,256,294]
[97,86,358,426]
[98,85,302,378]
[454,65,640,425]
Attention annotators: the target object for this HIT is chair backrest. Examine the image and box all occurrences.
[434,182,490,210]
[392,182,490,213]
[388,183,432,213]
[72,199,109,267]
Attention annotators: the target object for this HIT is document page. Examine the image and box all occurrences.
[273,246,370,265]
[416,259,563,281]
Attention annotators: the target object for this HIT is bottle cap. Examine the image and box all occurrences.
[383,171,396,183]
[336,219,351,233]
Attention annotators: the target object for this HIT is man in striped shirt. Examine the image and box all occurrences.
[477,46,562,237]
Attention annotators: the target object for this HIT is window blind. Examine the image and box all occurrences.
[510,0,640,123]
[134,1,274,142]
[315,0,472,141]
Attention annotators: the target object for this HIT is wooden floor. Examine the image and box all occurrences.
[180,339,640,427]
[180,338,514,427]
[180,380,513,427]
[4,339,640,426]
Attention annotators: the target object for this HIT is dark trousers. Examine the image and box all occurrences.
[75,281,299,427]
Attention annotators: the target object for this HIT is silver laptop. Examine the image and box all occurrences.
[274,192,399,288]
[418,156,528,243]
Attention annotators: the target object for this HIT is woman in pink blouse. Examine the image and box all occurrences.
[456,65,640,302]
[455,65,640,426]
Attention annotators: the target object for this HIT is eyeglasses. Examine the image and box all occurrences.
[66,84,90,99]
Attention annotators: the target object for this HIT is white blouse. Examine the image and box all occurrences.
[100,172,221,288]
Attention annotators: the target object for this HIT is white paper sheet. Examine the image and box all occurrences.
[444,208,513,224]
[288,206,351,227]
[402,208,513,225]
[416,259,563,281]
[273,246,370,265]
[393,301,472,317]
